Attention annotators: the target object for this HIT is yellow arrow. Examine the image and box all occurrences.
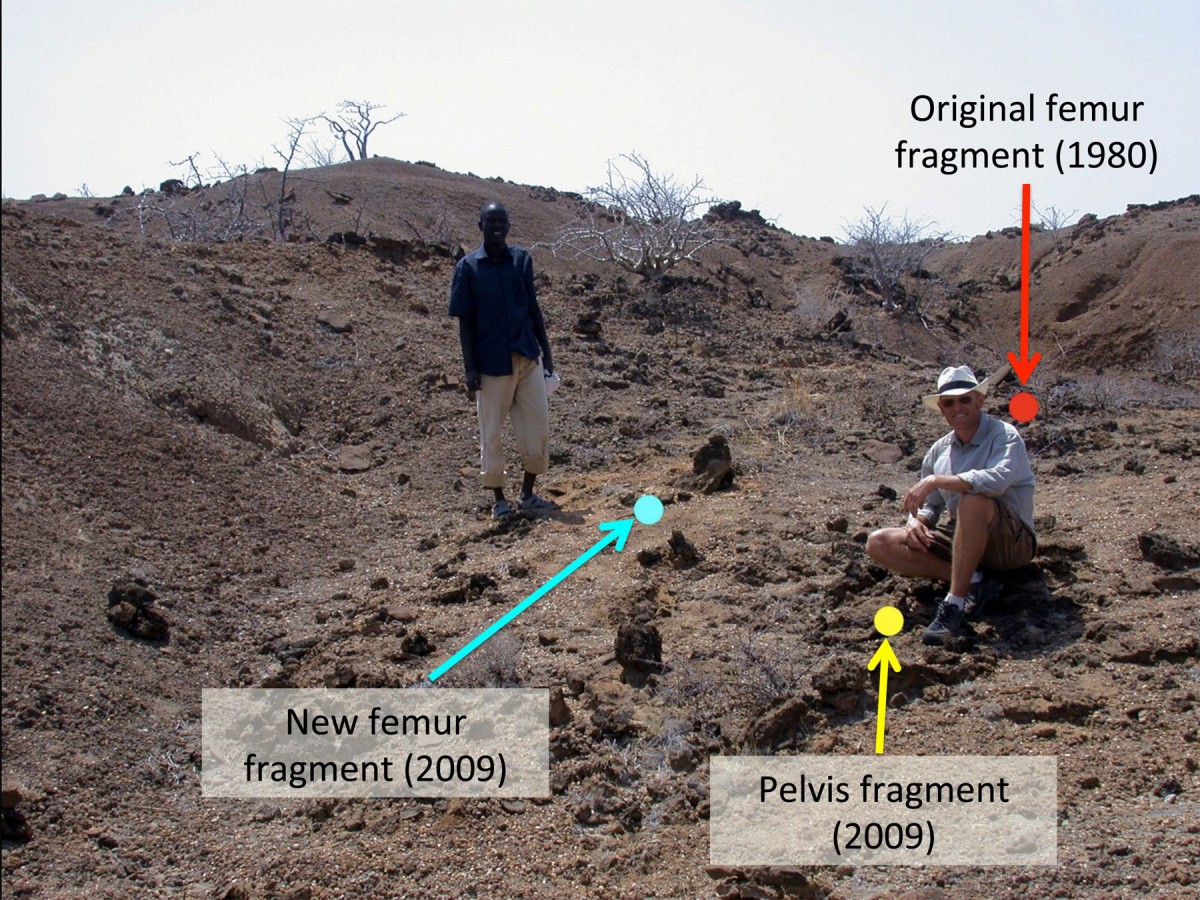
[868,637,902,754]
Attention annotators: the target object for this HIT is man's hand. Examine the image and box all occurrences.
[904,518,934,552]
[464,370,481,392]
[902,476,940,515]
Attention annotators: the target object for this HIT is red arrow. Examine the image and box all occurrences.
[1007,183,1042,384]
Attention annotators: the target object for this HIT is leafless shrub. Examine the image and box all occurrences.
[1033,203,1078,251]
[658,664,722,727]
[859,377,911,427]
[842,204,952,318]
[793,286,847,334]
[168,152,205,189]
[398,198,459,245]
[443,632,522,688]
[1046,374,1156,415]
[301,136,344,169]
[734,622,811,711]
[1150,329,1200,382]
[759,373,825,449]
[141,749,197,786]
[549,152,724,279]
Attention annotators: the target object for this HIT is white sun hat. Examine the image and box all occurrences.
[922,365,986,410]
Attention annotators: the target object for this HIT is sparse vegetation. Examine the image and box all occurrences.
[1151,329,1200,382]
[842,204,951,318]
[1033,202,1078,252]
[549,152,724,279]
[792,286,847,335]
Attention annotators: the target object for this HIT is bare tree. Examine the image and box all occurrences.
[318,99,405,161]
[550,152,723,279]
[842,205,950,314]
[266,116,315,239]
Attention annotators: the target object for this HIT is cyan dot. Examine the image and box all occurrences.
[633,494,664,526]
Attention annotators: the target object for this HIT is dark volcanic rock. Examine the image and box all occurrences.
[1138,531,1200,570]
[106,577,170,642]
[667,530,703,569]
[811,656,867,712]
[692,434,734,492]
[615,622,663,677]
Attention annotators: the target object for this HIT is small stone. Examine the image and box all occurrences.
[548,688,572,727]
[861,440,904,464]
[86,827,119,848]
[337,558,356,571]
[317,310,352,333]
[385,604,418,623]
[1,787,22,810]
[369,575,390,590]
[1033,725,1057,738]
[337,444,373,473]
[637,548,663,567]
[538,630,560,646]
[1079,775,1101,789]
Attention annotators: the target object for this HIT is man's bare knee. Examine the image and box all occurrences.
[866,527,900,564]
[958,492,997,523]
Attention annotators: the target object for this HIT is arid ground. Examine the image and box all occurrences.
[2,160,1198,898]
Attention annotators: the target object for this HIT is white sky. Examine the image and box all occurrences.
[2,0,1197,239]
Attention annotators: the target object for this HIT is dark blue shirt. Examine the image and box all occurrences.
[448,244,543,376]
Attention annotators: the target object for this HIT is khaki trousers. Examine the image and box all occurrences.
[477,353,549,489]
[928,500,1037,571]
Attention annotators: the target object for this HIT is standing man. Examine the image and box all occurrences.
[866,366,1036,645]
[449,201,555,518]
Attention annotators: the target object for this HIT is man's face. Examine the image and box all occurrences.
[938,390,985,435]
[480,207,510,250]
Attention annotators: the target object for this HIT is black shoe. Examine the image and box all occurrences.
[922,600,965,645]
[965,576,1005,617]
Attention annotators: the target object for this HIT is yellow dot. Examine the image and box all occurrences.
[874,606,904,637]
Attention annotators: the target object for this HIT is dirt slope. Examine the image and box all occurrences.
[2,163,1198,898]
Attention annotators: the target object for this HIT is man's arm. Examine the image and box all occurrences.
[523,253,553,374]
[904,473,971,516]
[457,318,480,391]
[903,444,958,521]
[448,261,480,390]
[530,301,552,375]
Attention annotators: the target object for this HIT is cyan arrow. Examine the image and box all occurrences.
[428,518,635,682]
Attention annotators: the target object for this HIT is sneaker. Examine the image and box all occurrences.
[492,499,515,519]
[518,493,558,512]
[965,575,1005,618]
[922,600,965,645]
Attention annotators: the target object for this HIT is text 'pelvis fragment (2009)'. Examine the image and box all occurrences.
[711,755,1057,866]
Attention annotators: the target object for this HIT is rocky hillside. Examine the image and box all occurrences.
[2,161,1198,897]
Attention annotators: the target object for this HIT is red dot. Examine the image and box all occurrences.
[1009,392,1039,423]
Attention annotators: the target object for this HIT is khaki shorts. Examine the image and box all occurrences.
[928,500,1036,571]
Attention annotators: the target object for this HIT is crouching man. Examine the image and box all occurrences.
[866,366,1036,645]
